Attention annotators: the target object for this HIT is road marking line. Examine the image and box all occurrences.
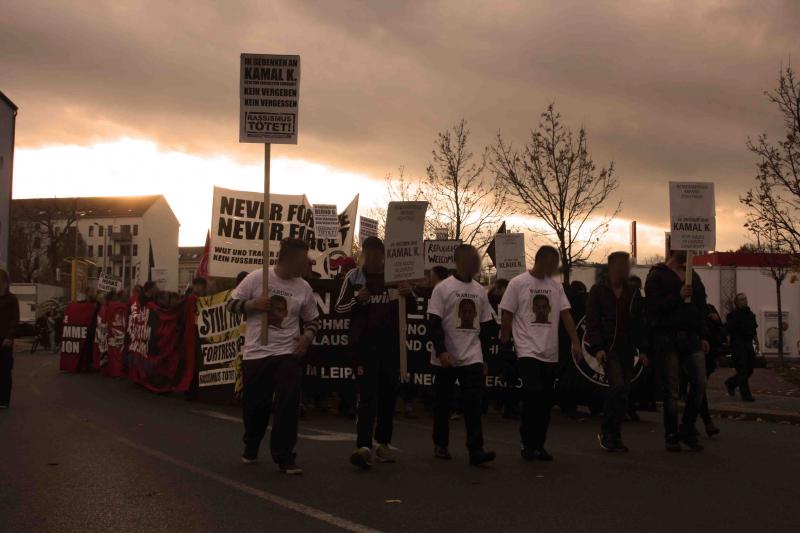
[190,409,357,442]
[66,413,382,533]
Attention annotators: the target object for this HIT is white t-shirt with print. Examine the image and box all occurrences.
[231,267,319,360]
[498,272,570,363]
[427,276,493,367]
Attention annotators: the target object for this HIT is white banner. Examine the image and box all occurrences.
[359,216,378,244]
[495,233,526,280]
[150,268,169,290]
[313,204,340,240]
[209,186,358,279]
[424,240,461,270]
[384,201,428,283]
[239,53,300,144]
[669,182,716,251]
[97,274,122,294]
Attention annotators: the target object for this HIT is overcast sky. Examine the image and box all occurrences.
[3,0,799,254]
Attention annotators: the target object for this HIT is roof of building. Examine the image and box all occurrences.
[179,246,206,261]
[693,251,796,268]
[12,195,162,218]
[0,90,18,111]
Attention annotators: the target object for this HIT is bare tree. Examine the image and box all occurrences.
[741,65,800,254]
[490,104,620,284]
[426,119,510,247]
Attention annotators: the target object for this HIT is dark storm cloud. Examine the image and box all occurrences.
[1,0,799,247]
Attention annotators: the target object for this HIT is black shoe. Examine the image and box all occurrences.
[679,433,704,452]
[742,395,755,402]
[705,422,721,438]
[597,432,615,452]
[434,446,452,460]
[241,446,259,464]
[665,434,682,452]
[725,380,737,397]
[522,447,553,461]
[469,450,496,466]
[278,454,303,475]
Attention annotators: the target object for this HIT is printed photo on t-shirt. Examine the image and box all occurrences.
[456,298,478,330]
[531,293,552,325]
[267,294,289,328]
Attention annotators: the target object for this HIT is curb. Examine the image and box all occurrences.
[708,405,800,424]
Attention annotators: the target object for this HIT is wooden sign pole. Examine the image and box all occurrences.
[261,143,271,345]
[684,250,694,303]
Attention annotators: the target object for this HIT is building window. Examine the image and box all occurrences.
[88,225,94,237]
[132,244,138,257]
[106,266,111,275]
[107,225,112,235]
[121,244,130,256]
[107,244,112,257]
[121,224,131,235]
[99,225,104,237]
[98,245,103,258]
[133,224,139,236]
[87,245,93,257]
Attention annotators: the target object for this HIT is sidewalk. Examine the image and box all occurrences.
[706,367,800,423]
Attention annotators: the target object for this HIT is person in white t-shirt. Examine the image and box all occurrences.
[498,245,582,462]
[227,238,320,475]
[428,244,496,466]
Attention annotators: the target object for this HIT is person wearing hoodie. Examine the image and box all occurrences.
[644,250,709,452]
[585,252,648,452]
[0,269,19,409]
[335,236,417,470]
[724,293,759,402]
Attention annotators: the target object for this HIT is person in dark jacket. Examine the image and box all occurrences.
[645,250,710,452]
[335,236,417,469]
[698,304,725,435]
[724,293,759,402]
[585,252,647,452]
[0,269,20,409]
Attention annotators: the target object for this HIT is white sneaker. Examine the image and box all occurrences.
[350,446,374,469]
[375,443,398,463]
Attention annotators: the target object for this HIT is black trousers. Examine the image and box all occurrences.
[517,358,558,450]
[355,347,398,449]
[0,347,13,406]
[433,363,485,452]
[653,333,707,437]
[601,345,634,438]
[241,355,302,463]
[726,342,756,398]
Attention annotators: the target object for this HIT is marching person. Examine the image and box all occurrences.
[427,244,496,466]
[498,246,583,462]
[227,238,320,475]
[585,252,647,452]
[645,250,709,452]
[0,269,19,409]
[725,293,759,402]
[335,236,416,470]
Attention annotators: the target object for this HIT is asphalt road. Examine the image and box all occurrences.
[2,350,799,533]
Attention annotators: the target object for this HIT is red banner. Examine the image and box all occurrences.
[60,302,98,373]
[126,296,196,392]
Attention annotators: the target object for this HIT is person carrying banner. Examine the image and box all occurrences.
[645,250,709,452]
[585,252,648,452]
[427,244,496,466]
[0,269,19,409]
[725,293,759,402]
[227,238,320,475]
[335,236,416,470]
[498,246,583,462]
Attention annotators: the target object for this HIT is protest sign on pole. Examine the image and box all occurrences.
[240,52,301,345]
[384,201,428,379]
[434,227,449,240]
[494,233,526,280]
[669,181,716,298]
[97,273,122,294]
[359,216,378,244]
[150,267,169,290]
[424,240,461,270]
[313,204,340,240]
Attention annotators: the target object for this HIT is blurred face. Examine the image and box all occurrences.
[192,282,206,297]
[671,251,688,267]
[455,247,480,278]
[608,257,631,284]
[536,253,560,277]
[735,294,748,309]
[282,248,310,277]
[363,247,385,272]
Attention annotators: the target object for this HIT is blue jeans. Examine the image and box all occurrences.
[653,332,707,437]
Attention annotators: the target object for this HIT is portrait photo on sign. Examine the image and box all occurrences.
[455,298,478,330]
[267,295,289,328]
[531,293,552,325]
